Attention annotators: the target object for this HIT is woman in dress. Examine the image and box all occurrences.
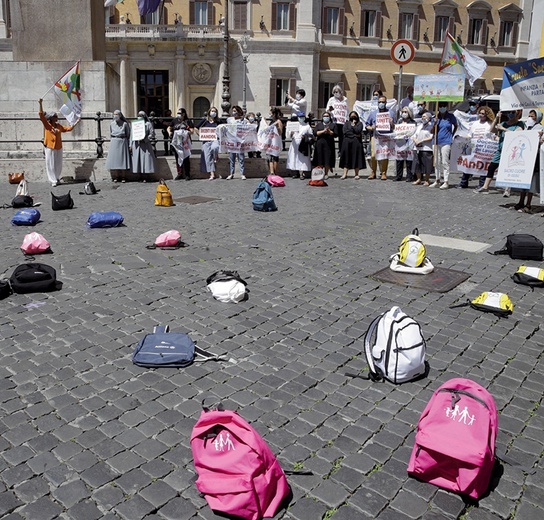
[169,108,194,180]
[312,111,337,178]
[286,111,313,179]
[132,110,156,182]
[339,111,365,179]
[226,105,248,180]
[393,106,416,181]
[106,109,131,182]
[265,107,284,175]
[411,112,434,186]
[198,107,220,180]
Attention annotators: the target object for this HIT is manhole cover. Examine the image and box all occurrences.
[369,267,471,293]
[174,196,221,205]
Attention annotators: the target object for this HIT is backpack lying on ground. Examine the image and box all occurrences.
[206,270,249,303]
[267,174,285,187]
[51,191,74,211]
[512,265,544,289]
[0,280,12,300]
[10,263,58,294]
[407,378,498,500]
[15,179,29,197]
[491,234,543,261]
[252,180,277,212]
[87,211,124,228]
[389,228,434,274]
[132,325,223,368]
[309,166,327,187]
[450,292,513,318]
[80,181,99,195]
[155,179,174,207]
[146,230,185,250]
[21,232,52,255]
[11,195,34,208]
[11,208,40,226]
[191,405,291,520]
[352,306,426,384]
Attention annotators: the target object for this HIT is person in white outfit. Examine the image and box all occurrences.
[286,89,308,120]
[286,111,313,179]
[326,85,349,156]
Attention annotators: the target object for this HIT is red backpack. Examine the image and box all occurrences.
[191,407,290,520]
[407,378,498,500]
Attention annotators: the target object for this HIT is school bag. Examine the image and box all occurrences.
[358,306,426,384]
[87,211,124,228]
[146,230,185,250]
[82,181,99,195]
[10,263,58,294]
[491,234,543,261]
[309,166,327,187]
[191,405,291,520]
[155,179,174,207]
[15,179,29,197]
[407,378,498,500]
[11,208,40,226]
[252,180,277,212]
[21,232,52,255]
[11,195,34,208]
[512,265,544,288]
[132,325,222,368]
[0,280,12,300]
[51,191,74,211]
[266,174,285,187]
[206,270,249,303]
[450,292,513,318]
[389,228,434,274]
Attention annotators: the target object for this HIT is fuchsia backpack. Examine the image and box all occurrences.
[146,230,185,250]
[266,174,285,187]
[191,406,291,520]
[20,232,52,255]
[407,378,498,500]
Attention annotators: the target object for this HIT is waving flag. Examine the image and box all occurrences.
[53,61,82,125]
[104,0,124,7]
[439,32,487,86]
[137,0,161,15]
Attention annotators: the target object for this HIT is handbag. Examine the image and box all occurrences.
[9,172,24,184]
[51,191,74,211]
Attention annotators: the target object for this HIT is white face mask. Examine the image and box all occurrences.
[210,112,217,118]
[334,92,342,99]
[298,117,305,124]
[248,117,255,122]
[295,94,302,100]
[527,117,535,127]
[323,117,330,124]
[401,113,409,119]
[422,118,429,125]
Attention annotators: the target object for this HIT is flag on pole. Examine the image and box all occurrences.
[439,32,487,86]
[53,61,82,125]
[104,0,124,7]
[137,0,161,16]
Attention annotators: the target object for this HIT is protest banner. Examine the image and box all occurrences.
[500,56,544,110]
[453,110,478,138]
[393,123,416,161]
[258,125,282,156]
[375,134,396,161]
[131,118,146,141]
[393,123,416,139]
[453,136,498,176]
[414,74,465,102]
[496,131,539,189]
[353,99,397,127]
[199,127,217,141]
[171,129,192,165]
[328,99,348,124]
[217,123,258,153]
[376,112,392,132]
[286,121,300,136]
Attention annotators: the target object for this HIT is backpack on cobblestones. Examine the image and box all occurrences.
[51,191,74,211]
[9,263,58,294]
[155,179,174,207]
[206,270,248,303]
[511,265,544,289]
[87,211,124,228]
[389,228,434,274]
[132,325,223,368]
[491,234,543,261]
[407,378,498,500]
[21,232,52,255]
[359,306,427,384]
[450,292,513,318]
[252,180,277,212]
[11,208,41,226]
[191,405,291,520]
[11,195,34,209]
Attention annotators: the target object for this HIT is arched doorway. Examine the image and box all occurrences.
[193,96,210,118]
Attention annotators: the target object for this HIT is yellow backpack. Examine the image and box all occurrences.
[451,292,514,318]
[155,179,174,207]
[512,265,544,289]
[398,228,426,268]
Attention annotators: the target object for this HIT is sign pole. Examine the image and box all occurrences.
[398,65,403,120]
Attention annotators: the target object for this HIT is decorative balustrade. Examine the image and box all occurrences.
[105,24,224,41]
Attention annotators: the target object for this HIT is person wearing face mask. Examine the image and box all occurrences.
[400,86,418,115]
[467,100,479,115]
[456,106,495,189]
[226,105,248,180]
[197,107,221,180]
[286,89,307,119]
[326,85,348,155]
[246,112,261,159]
[433,102,458,189]
[394,107,416,181]
[372,89,383,102]
[287,111,313,179]
[312,111,338,179]
[168,108,194,180]
[339,111,366,179]
[513,109,544,213]
[262,107,284,175]
[366,95,395,180]
[132,110,156,181]
[106,109,131,183]
[411,113,434,185]
[474,109,525,193]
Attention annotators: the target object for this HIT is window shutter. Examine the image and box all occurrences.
[338,8,345,36]
[511,21,519,48]
[482,19,488,46]
[190,0,195,24]
[448,16,455,37]
[360,10,364,36]
[397,13,402,39]
[322,7,328,34]
[270,78,276,106]
[318,82,324,109]
[271,3,277,31]
[412,14,419,41]
[375,11,382,39]
[289,78,297,99]
[289,2,296,32]
[208,1,213,25]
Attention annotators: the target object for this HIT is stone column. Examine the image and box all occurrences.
[175,46,185,110]
[119,47,129,116]
[0,0,7,38]
[296,0,319,43]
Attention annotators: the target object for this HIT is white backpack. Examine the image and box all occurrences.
[389,228,434,274]
[364,306,427,383]
[16,179,29,197]
[206,271,248,304]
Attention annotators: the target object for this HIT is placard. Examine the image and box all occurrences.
[413,74,465,102]
[376,112,392,132]
[199,127,217,141]
[130,118,146,141]
[286,121,300,135]
[496,131,539,189]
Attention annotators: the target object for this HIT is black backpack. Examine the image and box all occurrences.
[12,195,34,208]
[0,280,12,300]
[491,234,543,261]
[51,191,74,211]
[10,263,59,294]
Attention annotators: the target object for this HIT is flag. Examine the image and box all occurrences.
[500,56,544,110]
[104,0,124,7]
[137,0,161,16]
[53,61,82,125]
[439,32,487,86]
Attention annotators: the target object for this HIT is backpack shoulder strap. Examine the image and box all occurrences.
[194,345,230,363]
[364,314,386,382]
[449,300,470,309]
[153,325,169,334]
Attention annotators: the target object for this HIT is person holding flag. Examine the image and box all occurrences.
[38,98,80,187]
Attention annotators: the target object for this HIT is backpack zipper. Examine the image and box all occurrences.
[438,388,489,411]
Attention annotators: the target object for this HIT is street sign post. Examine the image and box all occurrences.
[391,40,416,117]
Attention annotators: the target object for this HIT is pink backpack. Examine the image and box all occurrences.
[20,232,51,255]
[191,407,290,520]
[146,230,184,250]
[407,378,498,499]
[267,174,285,187]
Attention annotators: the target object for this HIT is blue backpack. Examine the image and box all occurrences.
[132,325,223,368]
[87,211,124,228]
[252,180,277,212]
[11,208,41,226]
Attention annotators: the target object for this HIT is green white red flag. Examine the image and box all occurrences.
[439,32,487,86]
[53,61,82,125]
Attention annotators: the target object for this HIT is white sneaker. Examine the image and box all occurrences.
[226,174,233,180]
[429,182,439,188]
[503,187,511,197]
[440,182,449,190]
[241,175,247,180]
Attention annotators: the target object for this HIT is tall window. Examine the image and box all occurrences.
[399,13,414,39]
[195,2,208,25]
[499,20,514,47]
[137,70,169,116]
[277,4,289,30]
[141,10,160,24]
[361,10,381,37]
[323,6,344,35]
[469,18,486,45]
[233,1,248,30]
[434,16,450,42]
[320,81,340,108]
[270,78,295,106]
[193,97,210,118]
[357,84,375,101]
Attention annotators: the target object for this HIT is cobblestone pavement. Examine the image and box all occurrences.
[0,168,543,520]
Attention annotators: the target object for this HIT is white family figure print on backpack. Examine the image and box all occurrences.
[214,431,236,452]
[446,404,475,425]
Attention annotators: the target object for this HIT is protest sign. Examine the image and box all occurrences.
[286,121,300,136]
[199,127,217,141]
[131,118,146,141]
[375,134,396,161]
[500,57,544,110]
[376,112,392,132]
[414,74,465,102]
[453,110,478,138]
[393,123,416,139]
[353,99,397,127]
[258,125,282,156]
[496,131,539,189]
[393,123,416,161]
[454,137,498,176]
[217,123,258,153]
